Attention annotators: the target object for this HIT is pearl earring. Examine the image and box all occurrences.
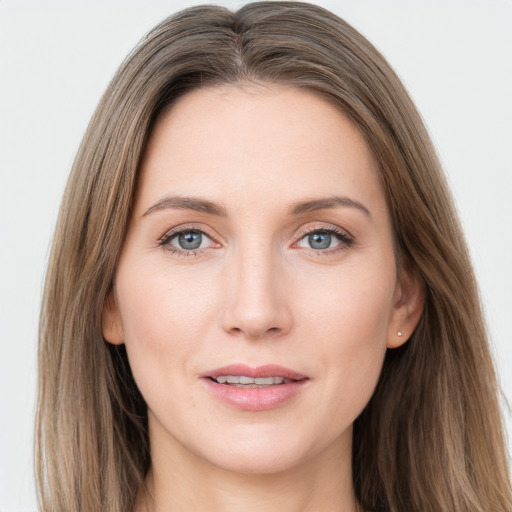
[397,331,403,337]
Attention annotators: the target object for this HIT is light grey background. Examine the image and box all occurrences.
[1,1,511,510]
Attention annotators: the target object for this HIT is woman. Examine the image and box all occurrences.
[36,2,512,511]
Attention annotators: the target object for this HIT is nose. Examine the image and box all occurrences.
[220,245,293,340]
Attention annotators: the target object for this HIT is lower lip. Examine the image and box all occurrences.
[202,378,308,411]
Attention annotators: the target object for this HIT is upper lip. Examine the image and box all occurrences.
[202,364,307,381]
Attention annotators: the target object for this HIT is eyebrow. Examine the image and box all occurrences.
[143,196,227,217]
[288,196,371,218]
[143,194,371,219]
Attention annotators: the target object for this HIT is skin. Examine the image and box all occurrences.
[103,84,424,512]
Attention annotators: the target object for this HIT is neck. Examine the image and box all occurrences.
[136,420,360,512]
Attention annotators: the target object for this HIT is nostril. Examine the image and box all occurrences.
[227,325,283,340]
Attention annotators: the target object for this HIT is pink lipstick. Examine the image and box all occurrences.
[201,364,309,411]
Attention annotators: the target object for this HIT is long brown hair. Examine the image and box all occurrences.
[36,2,511,511]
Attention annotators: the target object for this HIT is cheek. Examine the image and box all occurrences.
[299,261,394,411]
[302,255,395,341]
[113,261,217,402]
[116,258,215,344]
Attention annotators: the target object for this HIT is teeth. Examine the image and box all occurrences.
[214,375,289,385]
[256,377,275,385]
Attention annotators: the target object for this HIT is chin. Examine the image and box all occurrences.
[190,424,349,476]
[205,443,310,475]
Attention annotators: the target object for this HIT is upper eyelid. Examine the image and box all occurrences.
[294,223,353,239]
[159,224,217,242]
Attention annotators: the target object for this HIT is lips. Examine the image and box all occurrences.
[200,364,309,411]
[204,364,306,381]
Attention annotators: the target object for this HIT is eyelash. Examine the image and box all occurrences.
[293,225,354,255]
[158,225,218,256]
[158,225,354,257]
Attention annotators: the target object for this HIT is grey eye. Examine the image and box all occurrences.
[161,228,217,254]
[177,231,203,250]
[296,228,350,251]
[165,230,207,251]
[308,232,332,250]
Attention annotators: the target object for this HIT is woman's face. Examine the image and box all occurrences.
[104,84,420,475]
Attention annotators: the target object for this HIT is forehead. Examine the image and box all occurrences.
[136,84,386,217]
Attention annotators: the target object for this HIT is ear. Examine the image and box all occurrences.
[387,266,425,349]
[102,290,124,345]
